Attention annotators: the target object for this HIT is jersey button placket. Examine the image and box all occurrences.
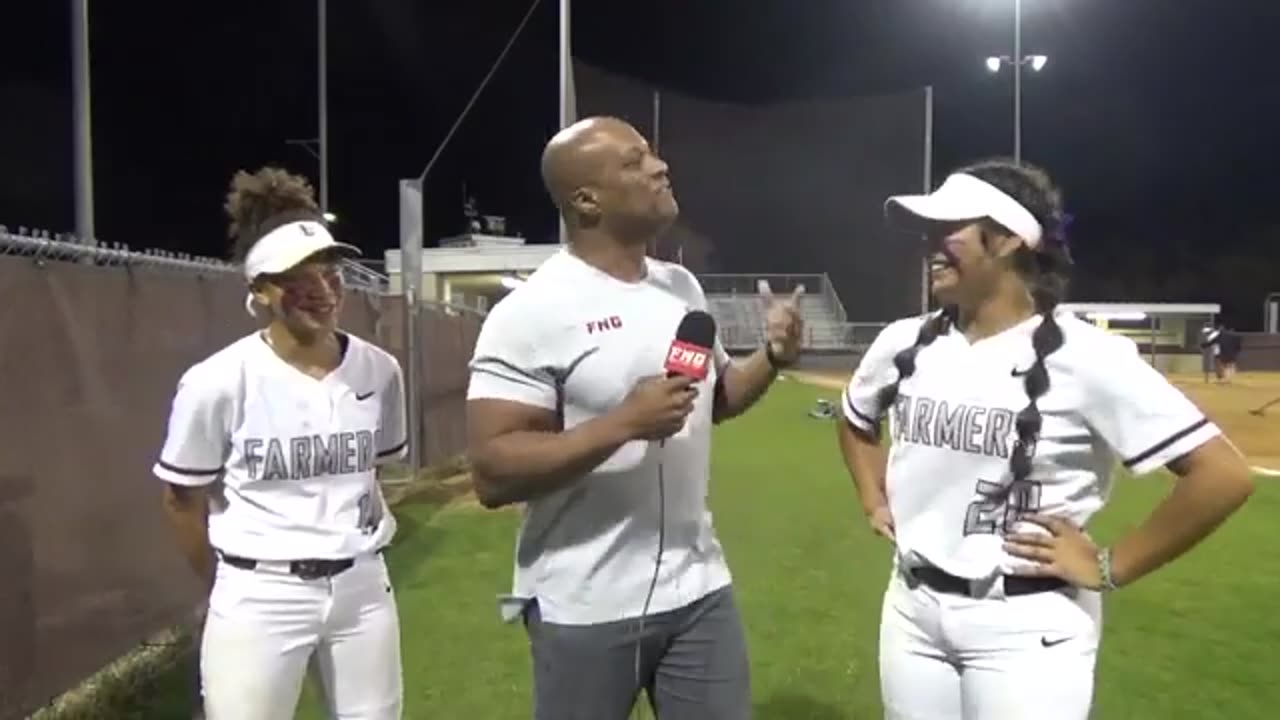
[297,396,312,430]
[319,382,337,431]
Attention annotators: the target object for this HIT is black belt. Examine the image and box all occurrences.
[219,550,380,581]
[910,565,1067,597]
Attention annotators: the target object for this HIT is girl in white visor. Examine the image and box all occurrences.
[837,159,1253,719]
[154,167,407,719]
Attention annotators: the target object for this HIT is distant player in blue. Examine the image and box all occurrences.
[1201,323,1241,383]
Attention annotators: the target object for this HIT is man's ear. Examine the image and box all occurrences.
[570,187,599,218]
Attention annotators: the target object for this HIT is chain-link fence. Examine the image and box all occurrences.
[0,228,479,720]
[0,225,389,294]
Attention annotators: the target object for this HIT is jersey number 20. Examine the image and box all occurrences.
[963,479,1042,536]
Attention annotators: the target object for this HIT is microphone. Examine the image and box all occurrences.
[640,316,717,701]
[664,310,717,381]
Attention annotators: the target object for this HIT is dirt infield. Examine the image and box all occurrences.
[1167,372,1280,471]
[785,370,1280,471]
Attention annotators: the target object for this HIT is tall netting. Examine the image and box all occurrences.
[571,61,656,141]
[572,60,930,322]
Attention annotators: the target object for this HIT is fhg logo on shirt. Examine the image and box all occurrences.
[585,315,623,334]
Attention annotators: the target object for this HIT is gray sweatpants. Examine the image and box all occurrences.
[523,586,751,720]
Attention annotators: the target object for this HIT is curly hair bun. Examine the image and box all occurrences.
[224,167,320,258]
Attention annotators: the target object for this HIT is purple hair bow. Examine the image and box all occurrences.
[1051,212,1073,247]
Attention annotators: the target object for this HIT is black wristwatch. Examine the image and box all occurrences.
[764,342,792,370]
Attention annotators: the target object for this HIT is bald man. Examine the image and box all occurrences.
[464,117,804,719]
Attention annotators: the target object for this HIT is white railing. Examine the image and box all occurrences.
[698,273,822,296]
[340,260,392,294]
[700,273,849,323]
[702,274,876,352]
[718,320,886,351]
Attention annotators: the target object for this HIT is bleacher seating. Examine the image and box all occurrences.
[707,291,880,352]
[707,295,763,348]
[700,273,888,355]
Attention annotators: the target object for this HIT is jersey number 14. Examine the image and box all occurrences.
[356,491,381,535]
[963,479,1042,536]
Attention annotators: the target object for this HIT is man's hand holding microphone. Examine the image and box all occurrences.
[608,311,717,443]
[617,376,699,441]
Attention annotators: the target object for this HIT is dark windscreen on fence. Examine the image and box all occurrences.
[0,253,478,719]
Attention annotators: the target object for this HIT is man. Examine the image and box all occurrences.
[465,116,803,719]
[1201,323,1241,383]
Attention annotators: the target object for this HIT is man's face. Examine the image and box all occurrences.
[585,123,678,233]
[254,254,345,337]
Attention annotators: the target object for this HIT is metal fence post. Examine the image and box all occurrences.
[399,180,425,480]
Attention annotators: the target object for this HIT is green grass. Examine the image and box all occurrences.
[129,381,1278,719]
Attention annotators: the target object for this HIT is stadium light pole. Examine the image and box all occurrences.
[71,0,95,246]
[984,0,1047,164]
[288,0,330,215]
[558,0,571,244]
[318,0,329,215]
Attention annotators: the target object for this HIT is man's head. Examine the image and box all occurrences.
[541,116,678,242]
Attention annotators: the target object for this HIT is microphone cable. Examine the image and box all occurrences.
[632,439,666,719]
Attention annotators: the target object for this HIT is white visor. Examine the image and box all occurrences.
[242,220,360,317]
[885,173,1043,248]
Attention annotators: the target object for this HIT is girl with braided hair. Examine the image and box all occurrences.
[837,159,1254,719]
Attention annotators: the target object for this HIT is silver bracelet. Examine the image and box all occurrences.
[1096,547,1119,592]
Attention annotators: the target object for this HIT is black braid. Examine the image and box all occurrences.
[1008,290,1065,487]
[958,159,1073,494]
[875,305,956,417]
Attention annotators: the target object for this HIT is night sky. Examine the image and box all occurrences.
[4,0,1278,327]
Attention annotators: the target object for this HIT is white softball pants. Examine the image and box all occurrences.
[878,567,1102,720]
[200,552,403,720]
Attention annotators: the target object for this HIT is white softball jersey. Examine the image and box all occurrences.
[843,310,1222,581]
[153,331,407,561]
[467,249,733,626]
